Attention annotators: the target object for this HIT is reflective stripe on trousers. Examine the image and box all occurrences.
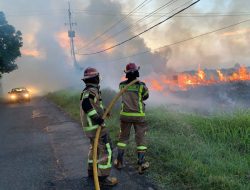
[98,143,112,169]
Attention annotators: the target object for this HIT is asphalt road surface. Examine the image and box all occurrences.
[0,97,157,190]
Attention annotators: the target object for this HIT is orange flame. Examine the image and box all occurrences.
[145,65,250,92]
[21,49,40,57]
[149,79,164,91]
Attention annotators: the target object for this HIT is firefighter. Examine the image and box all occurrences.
[80,67,118,186]
[114,63,149,174]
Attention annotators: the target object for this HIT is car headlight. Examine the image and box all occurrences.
[10,94,16,99]
[24,93,29,98]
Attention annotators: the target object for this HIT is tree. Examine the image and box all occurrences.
[0,11,23,78]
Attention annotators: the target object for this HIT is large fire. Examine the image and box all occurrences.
[146,65,250,92]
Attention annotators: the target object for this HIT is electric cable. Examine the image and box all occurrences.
[83,0,200,52]
[77,0,200,56]
[79,11,250,51]
[72,9,250,16]
[87,18,250,64]
[78,0,179,52]
[76,0,152,51]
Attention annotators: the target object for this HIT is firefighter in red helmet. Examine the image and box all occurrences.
[80,67,118,186]
[114,63,149,174]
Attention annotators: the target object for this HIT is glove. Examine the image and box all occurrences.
[95,117,104,126]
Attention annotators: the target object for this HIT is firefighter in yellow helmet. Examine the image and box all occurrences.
[114,63,149,174]
[80,67,118,186]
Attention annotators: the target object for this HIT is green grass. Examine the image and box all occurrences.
[47,89,81,121]
[47,89,250,190]
[145,109,249,190]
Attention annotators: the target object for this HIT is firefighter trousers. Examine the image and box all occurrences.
[88,134,112,177]
[117,121,148,152]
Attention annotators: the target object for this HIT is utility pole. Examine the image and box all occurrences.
[66,1,78,69]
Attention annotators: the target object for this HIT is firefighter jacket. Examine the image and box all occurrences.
[80,83,107,137]
[119,80,149,122]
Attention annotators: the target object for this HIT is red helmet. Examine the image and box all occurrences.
[82,67,99,80]
[124,63,140,73]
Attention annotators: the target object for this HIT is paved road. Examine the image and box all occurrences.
[0,97,157,190]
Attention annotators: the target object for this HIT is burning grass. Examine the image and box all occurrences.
[146,65,250,92]
[47,89,250,190]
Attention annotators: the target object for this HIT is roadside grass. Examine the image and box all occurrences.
[47,89,81,121]
[47,89,250,190]
[145,109,249,190]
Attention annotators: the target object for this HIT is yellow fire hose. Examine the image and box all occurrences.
[93,79,138,190]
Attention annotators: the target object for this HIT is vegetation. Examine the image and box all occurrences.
[47,89,250,190]
[0,11,23,77]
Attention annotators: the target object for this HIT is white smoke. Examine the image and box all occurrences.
[0,0,249,96]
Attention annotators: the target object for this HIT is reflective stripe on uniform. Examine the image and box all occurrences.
[88,159,93,163]
[126,85,139,91]
[100,100,104,109]
[143,90,148,97]
[81,88,105,131]
[120,84,139,91]
[137,146,147,150]
[84,115,99,131]
[120,112,145,116]
[83,125,99,131]
[138,84,143,114]
[87,116,93,127]
[87,109,97,117]
[98,143,112,169]
[120,84,146,117]
[117,142,127,148]
[83,92,89,98]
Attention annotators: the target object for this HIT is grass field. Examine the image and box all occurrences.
[47,89,250,190]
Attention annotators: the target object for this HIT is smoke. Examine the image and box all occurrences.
[152,0,250,71]
[0,0,182,94]
[149,81,250,115]
[0,0,249,101]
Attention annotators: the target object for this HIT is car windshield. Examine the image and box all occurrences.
[11,88,28,93]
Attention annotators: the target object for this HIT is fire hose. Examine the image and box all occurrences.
[93,79,138,190]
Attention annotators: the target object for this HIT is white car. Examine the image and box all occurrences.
[8,87,31,103]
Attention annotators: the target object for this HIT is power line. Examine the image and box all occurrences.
[74,11,249,56]
[76,0,152,51]
[83,0,199,52]
[90,19,250,64]
[72,9,250,16]
[5,9,250,17]
[175,14,250,17]
[77,0,200,56]
[77,0,194,55]
[79,0,180,52]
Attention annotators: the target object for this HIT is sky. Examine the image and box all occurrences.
[0,0,250,95]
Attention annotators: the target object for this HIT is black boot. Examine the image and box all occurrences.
[137,152,149,174]
[88,163,93,178]
[114,149,124,169]
[99,176,118,186]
